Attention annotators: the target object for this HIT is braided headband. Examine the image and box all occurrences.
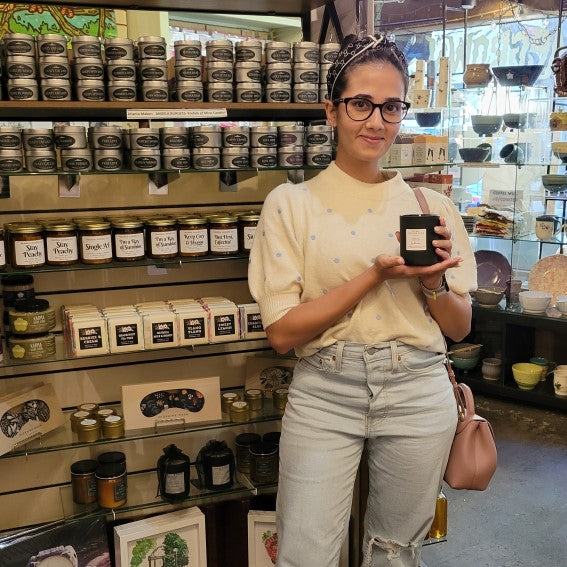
[327,34,408,101]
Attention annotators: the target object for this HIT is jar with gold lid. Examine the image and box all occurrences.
[102,414,125,439]
[70,410,91,432]
[79,221,112,264]
[9,222,46,268]
[221,391,239,413]
[229,400,250,422]
[145,217,178,259]
[238,212,260,254]
[245,388,264,411]
[112,219,145,262]
[77,417,101,443]
[178,216,209,257]
[96,463,127,509]
[273,387,289,411]
[44,222,79,266]
[209,215,238,256]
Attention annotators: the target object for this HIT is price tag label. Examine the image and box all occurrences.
[127,108,228,120]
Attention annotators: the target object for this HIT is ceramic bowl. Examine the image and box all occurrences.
[503,112,527,130]
[474,286,506,307]
[512,362,543,390]
[519,290,552,314]
[415,111,442,128]
[476,142,492,161]
[450,342,482,359]
[471,114,503,137]
[551,142,567,163]
[450,355,480,370]
[541,174,567,192]
[459,147,490,162]
[492,65,544,87]
[556,295,567,316]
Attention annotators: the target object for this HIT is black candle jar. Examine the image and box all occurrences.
[235,432,262,473]
[157,444,191,502]
[399,214,441,266]
[196,439,235,490]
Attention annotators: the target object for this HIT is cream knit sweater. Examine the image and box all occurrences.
[248,162,477,357]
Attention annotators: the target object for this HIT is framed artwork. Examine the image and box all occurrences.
[247,511,277,567]
[244,357,296,398]
[114,507,207,567]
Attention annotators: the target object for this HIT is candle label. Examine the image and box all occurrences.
[214,314,235,336]
[183,316,206,339]
[405,228,427,251]
[114,478,127,501]
[212,464,230,486]
[116,323,139,346]
[87,477,97,497]
[79,326,103,350]
[165,472,185,494]
[152,321,174,344]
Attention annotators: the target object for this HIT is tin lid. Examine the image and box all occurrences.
[178,217,207,227]
[160,127,188,135]
[7,55,37,62]
[72,57,103,65]
[206,39,233,48]
[307,124,332,132]
[4,33,35,40]
[138,35,166,44]
[174,39,201,47]
[238,213,260,222]
[235,432,262,446]
[266,41,291,49]
[23,128,53,136]
[79,221,111,231]
[12,298,50,313]
[251,126,277,134]
[70,459,98,475]
[98,451,126,465]
[9,222,42,234]
[222,391,239,399]
[104,37,133,45]
[236,82,262,90]
[111,219,144,229]
[78,402,98,412]
[294,41,318,48]
[71,35,100,43]
[130,128,159,135]
[61,149,92,157]
[306,144,333,153]
[95,463,125,478]
[320,42,341,50]
[103,414,124,427]
[193,147,220,155]
[236,40,262,48]
[96,408,115,418]
[78,418,99,430]
[273,387,289,396]
[90,126,122,134]
[230,400,249,413]
[1,274,34,287]
[235,61,261,69]
[9,332,52,340]
[210,215,238,224]
[278,124,305,133]
[190,125,221,134]
[139,58,166,66]
[0,126,22,134]
[145,217,176,227]
[249,441,278,456]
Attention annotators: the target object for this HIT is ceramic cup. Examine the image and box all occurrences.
[529,357,557,382]
[499,143,524,164]
[413,88,432,109]
[535,215,561,240]
[552,366,567,397]
[481,357,502,381]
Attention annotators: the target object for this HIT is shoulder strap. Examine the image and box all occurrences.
[412,187,431,214]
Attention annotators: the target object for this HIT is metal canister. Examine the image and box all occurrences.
[38,34,67,57]
[25,150,57,173]
[265,41,292,63]
[94,149,123,172]
[236,82,262,103]
[278,125,305,147]
[250,126,277,148]
[76,79,105,101]
[41,79,72,101]
[265,83,291,103]
[293,62,319,84]
[90,126,123,149]
[192,147,220,170]
[71,36,102,59]
[141,80,169,102]
[177,80,203,102]
[320,43,340,63]
[206,61,233,83]
[139,58,166,81]
[162,148,191,170]
[0,127,22,150]
[138,35,167,60]
[223,126,250,148]
[205,39,233,62]
[104,37,134,61]
[235,39,262,62]
[72,57,104,80]
[105,59,136,81]
[306,124,333,146]
[131,149,161,171]
[39,56,70,80]
[3,33,35,56]
[23,128,54,151]
[54,126,87,149]
[175,62,201,81]
[190,126,221,148]
[320,62,332,83]
[266,63,292,84]
[174,39,202,60]
[306,144,332,166]
[108,80,137,101]
[222,147,249,169]
[250,147,277,169]
[235,61,261,83]
[319,84,329,103]
[160,127,189,149]
[0,150,24,173]
[7,55,37,79]
[293,41,319,63]
[293,82,319,103]
[61,149,93,172]
[278,145,304,167]
[7,79,38,100]
[207,82,233,103]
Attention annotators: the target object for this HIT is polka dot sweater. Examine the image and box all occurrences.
[248,161,477,357]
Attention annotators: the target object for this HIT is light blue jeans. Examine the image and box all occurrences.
[275,341,457,567]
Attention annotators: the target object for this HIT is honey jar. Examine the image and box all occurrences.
[112,219,145,262]
[9,223,46,268]
[178,216,209,257]
[145,217,178,259]
[79,221,112,264]
[44,222,79,266]
[209,215,238,256]
[238,213,260,253]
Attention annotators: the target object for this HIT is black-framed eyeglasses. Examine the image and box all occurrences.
[333,97,411,123]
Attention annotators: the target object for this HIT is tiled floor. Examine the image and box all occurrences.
[420,395,567,567]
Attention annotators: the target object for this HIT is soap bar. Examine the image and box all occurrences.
[207,304,240,343]
[107,312,144,353]
[175,306,209,346]
[238,302,266,339]
[142,309,178,349]
[69,313,110,357]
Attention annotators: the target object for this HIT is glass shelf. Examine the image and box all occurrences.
[468,232,567,245]
[1,391,283,459]
[0,336,268,371]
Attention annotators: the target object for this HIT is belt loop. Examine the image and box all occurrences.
[335,340,345,372]
[390,340,399,371]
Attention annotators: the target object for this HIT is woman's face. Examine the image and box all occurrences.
[325,60,406,165]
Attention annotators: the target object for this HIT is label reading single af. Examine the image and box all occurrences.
[183,316,206,339]
[79,326,103,350]
[152,321,174,344]
[214,314,236,336]
[116,323,139,346]
[405,228,427,251]
[82,234,112,260]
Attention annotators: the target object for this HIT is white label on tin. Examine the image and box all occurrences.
[210,228,238,253]
[115,233,144,258]
[82,234,112,260]
[127,108,227,120]
[405,229,427,251]
[14,240,45,265]
[212,464,230,486]
[243,226,256,250]
[46,236,78,262]
[150,230,178,255]
[180,228,208,254]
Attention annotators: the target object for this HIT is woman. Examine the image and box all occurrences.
[248,34,477,567]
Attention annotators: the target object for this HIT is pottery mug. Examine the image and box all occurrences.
[412,88,432,109]
[463,63,492,88]
[529,357,557,382]
[535,215,562,240]
[552,365,567,397]
[499,143,524,164]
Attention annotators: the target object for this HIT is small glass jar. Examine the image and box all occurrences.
[273,387,289,411]
[238,213,260,253]
[70,410,91,432]
[79,221,113,264]
[145,217,178,259]
[235,432,262,473]
[209,215,238,256]
[44,222,79,266]
[245,388,264,411]
[9,223,46,268]
[77,418,101,443]
[178,217,209,257]
[221,391,240,413]
[70,459,98,504]
[229,400,250,423]
[102,414,125,439]
[249,442,279,484]
[96,463,127,509]
[9,298,56,335]
[112,219,145,262]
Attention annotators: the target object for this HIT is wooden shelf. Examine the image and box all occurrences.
[31,0,327,15]
[0,101,326,122]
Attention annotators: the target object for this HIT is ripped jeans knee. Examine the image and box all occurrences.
[363,536,421,567]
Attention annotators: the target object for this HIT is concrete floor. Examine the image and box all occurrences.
[421,395,567,567]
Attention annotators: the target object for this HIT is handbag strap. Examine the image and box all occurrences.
[412,187,431,214]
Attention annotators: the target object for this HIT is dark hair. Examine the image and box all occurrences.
[327,34,409,101]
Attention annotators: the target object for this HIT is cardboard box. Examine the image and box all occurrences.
[413,135,448,165]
